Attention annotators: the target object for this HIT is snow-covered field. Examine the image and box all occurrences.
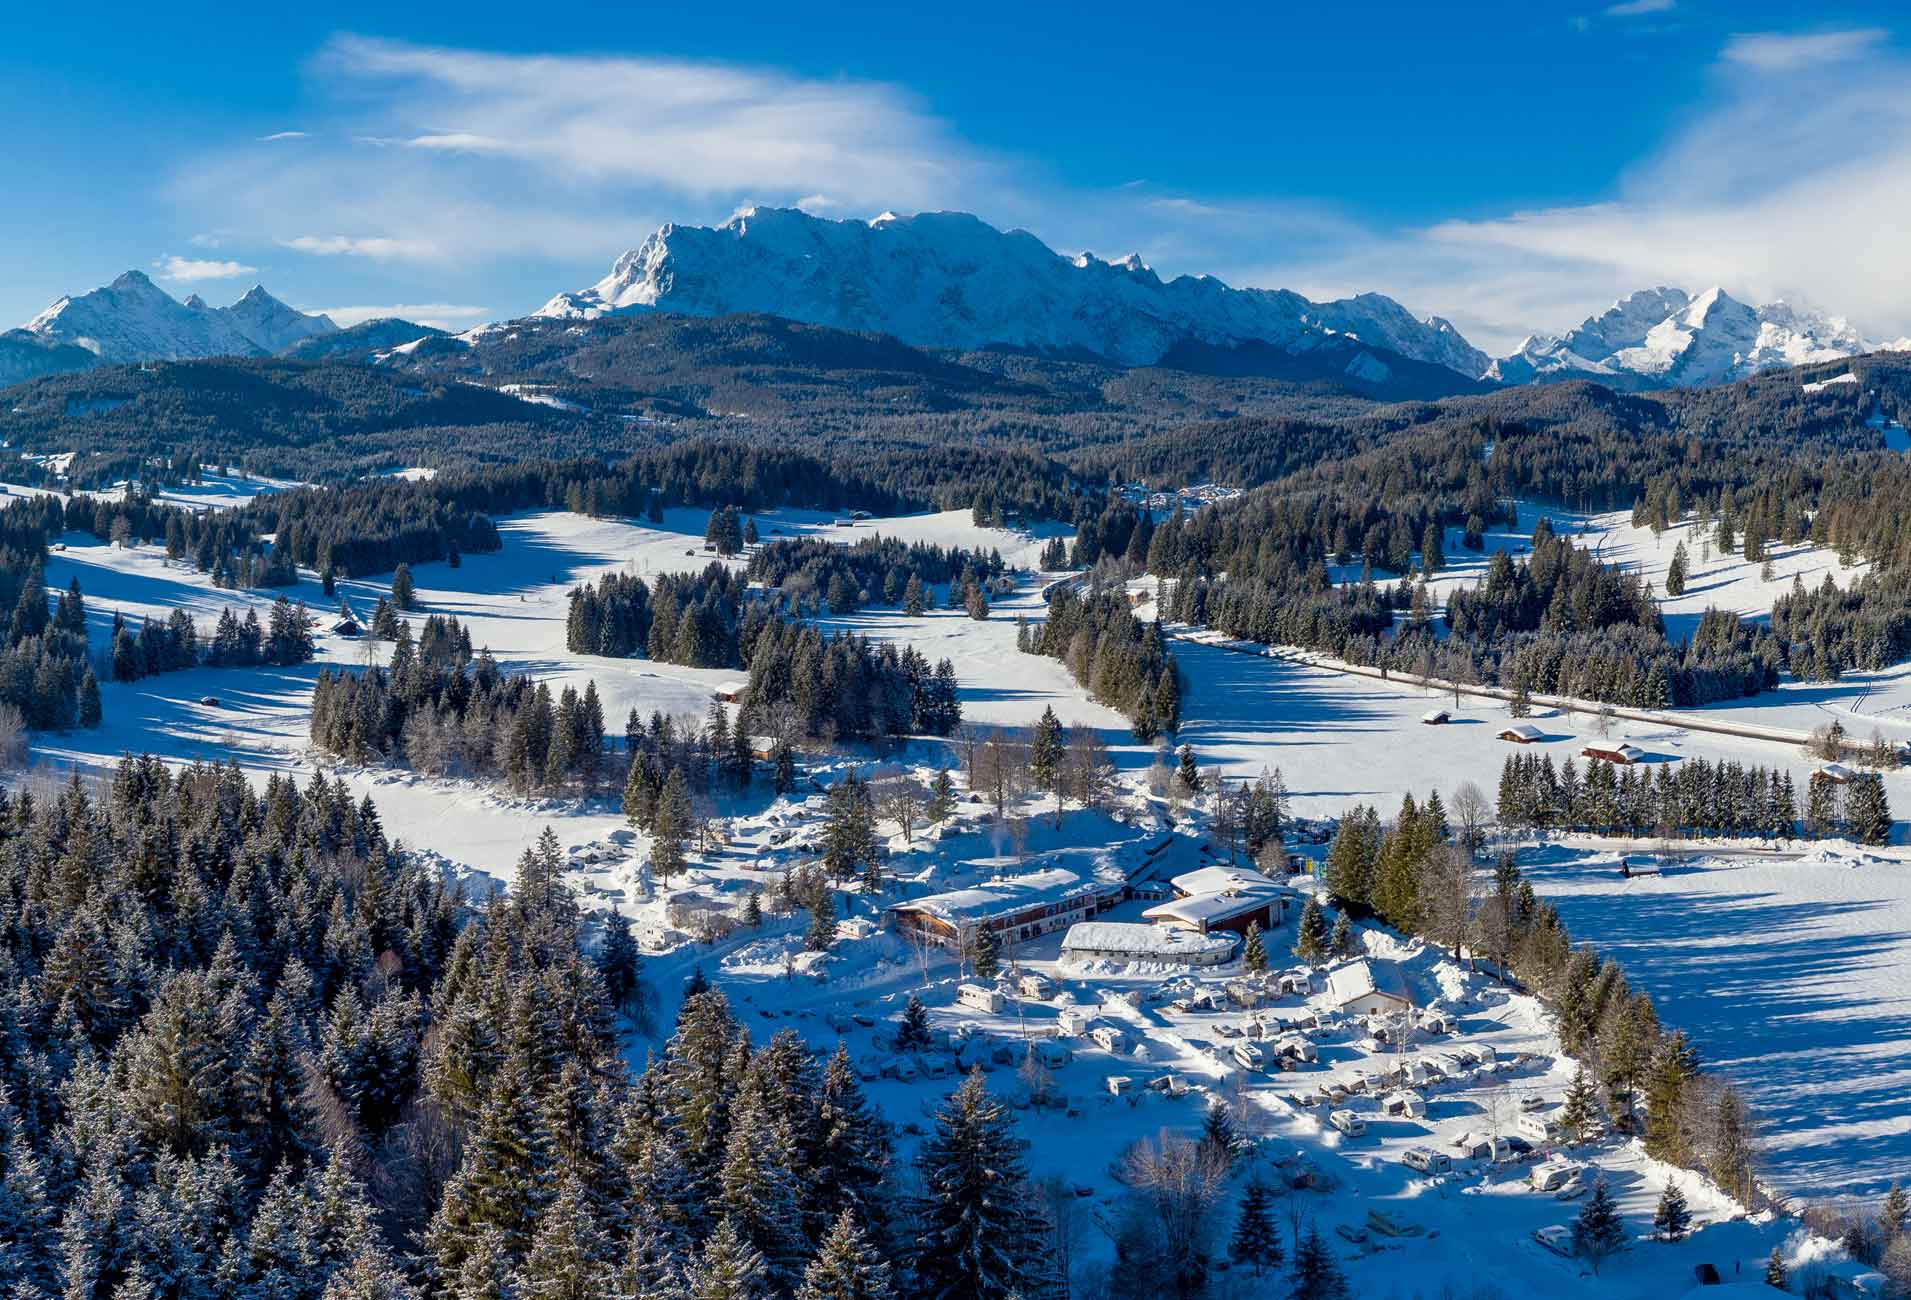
[28,505,1085,890]
[23,493,1911,1279]
[1526,842,1911,1202]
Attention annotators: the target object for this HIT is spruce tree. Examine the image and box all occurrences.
[1229,1178,1282,1276]
[1652,1181,1690,1242]
[652,769,690,884]
[1330,913,1354,958]
[688,1217,768,1300]
[78,668,102,728]
[1572,1178,1626,1274]
[391,563,415,611]
[1286,1225,1348,1300]
[1764,1246,1788,1289]
[910,1071,1045,1300]
[1198,1098,1240,1169]
[895,995,933,1053]
[517,1170,618,1300]
[1292,899,1328,962]
[812,1045,894,1251]
[1241,920,1267,974]
[926,767,955,824]
[1880,1181,1909,1246]
[796,1211,894,1300]
[971,923,1000,979]
[1559,1064,1599,1143]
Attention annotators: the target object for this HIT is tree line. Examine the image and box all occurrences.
[1021,584,1180,739]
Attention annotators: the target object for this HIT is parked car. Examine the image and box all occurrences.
[199,695,220,707]
[1533,1225,1572,1256]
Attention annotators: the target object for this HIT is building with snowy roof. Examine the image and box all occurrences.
[1497,723,1543,743]
[885,866,1121,950]
[1059,921,1235,967]
[1581,742,1645,765]
[1141,887,1285,937]
[1169,865,1280,898]
[1326,959,1414,1018]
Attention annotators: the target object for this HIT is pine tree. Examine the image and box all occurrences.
[652,768,690,884]
[1652,1182,1691,1243]
[78,668,102,727]
[910,1072,1045,1300]
[1847,772,1892,845]
[1572,1179,1626,1274]
[971,923,1000,979]
[517,1170,618,1300]
[392,563,416,611]
[1764,1246,1788,1289]
[1330,913,1354,958]
[926,767,955,824]
[1880,1181,1910,1247]
[1559,1064,1599,1143]
[812,1045,894,1251]
[1229,1178,1282,1276]
[1666,540,1688,597]
[895,995,933,1053]
[1286,1225,1348,1300]
[805,901,838,954]
[1198,1098,1240,1168]
[1241,920,1267,974]
[796,1211,894,1300]
[1292,900,1328,962]
[1175,745,1201,797]
[687,1217,768,1300]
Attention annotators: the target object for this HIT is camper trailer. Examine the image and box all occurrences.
[1401,1146,1452,1174]
[1518,1111,1565,1144]
[1089,1025,1131,1055]
[1057,1008,1093,1036]
[1382,1090,1427,1119]
[1017,973,1055,1000]
[956,984,1005,1014]
[1274,1035,1318,1063]
[1231,1041,1270,1072]
[1529,1159,1584,1193]
[1329,1109,1368,1137]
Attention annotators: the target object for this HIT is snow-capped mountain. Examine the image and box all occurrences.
[535,207,1493,378]
[12,272,337,376]
[1490,286,1901,388]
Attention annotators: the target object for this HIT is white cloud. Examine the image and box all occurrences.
[164,27,1911,358]
[152,254,258,282]
[1721,27,1886,70]
[1604,0,1674,16]
[311,302,491,329]
[259,130,309,142]
[280,234,442,260]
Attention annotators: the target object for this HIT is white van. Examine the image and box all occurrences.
[1329,1109,1367,1137]
[1401,1146,1452,1174]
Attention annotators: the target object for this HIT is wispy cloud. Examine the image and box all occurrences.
[152,254,258,282]
[1721,27,1886,70]
[310,302,490,329]
[167,26,1911,357]
[259,130,309,142]
[280,234,441,259]
[1604,0,1674,17]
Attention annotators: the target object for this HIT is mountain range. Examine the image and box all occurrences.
[534,206,1493,379]
[1488,286,1908,389]
[5,212,1904,393]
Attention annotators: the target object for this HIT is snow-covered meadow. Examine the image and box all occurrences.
[19,489,1911,1276]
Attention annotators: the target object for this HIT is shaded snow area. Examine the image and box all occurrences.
[24,496,1911,1294]
[1526,844,1911,1200]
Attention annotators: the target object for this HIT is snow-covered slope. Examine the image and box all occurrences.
[535,207,1493,377]
[15,272,337,373]
[1491,285,1900,388]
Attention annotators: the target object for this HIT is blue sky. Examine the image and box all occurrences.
[6,2,1908,352]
